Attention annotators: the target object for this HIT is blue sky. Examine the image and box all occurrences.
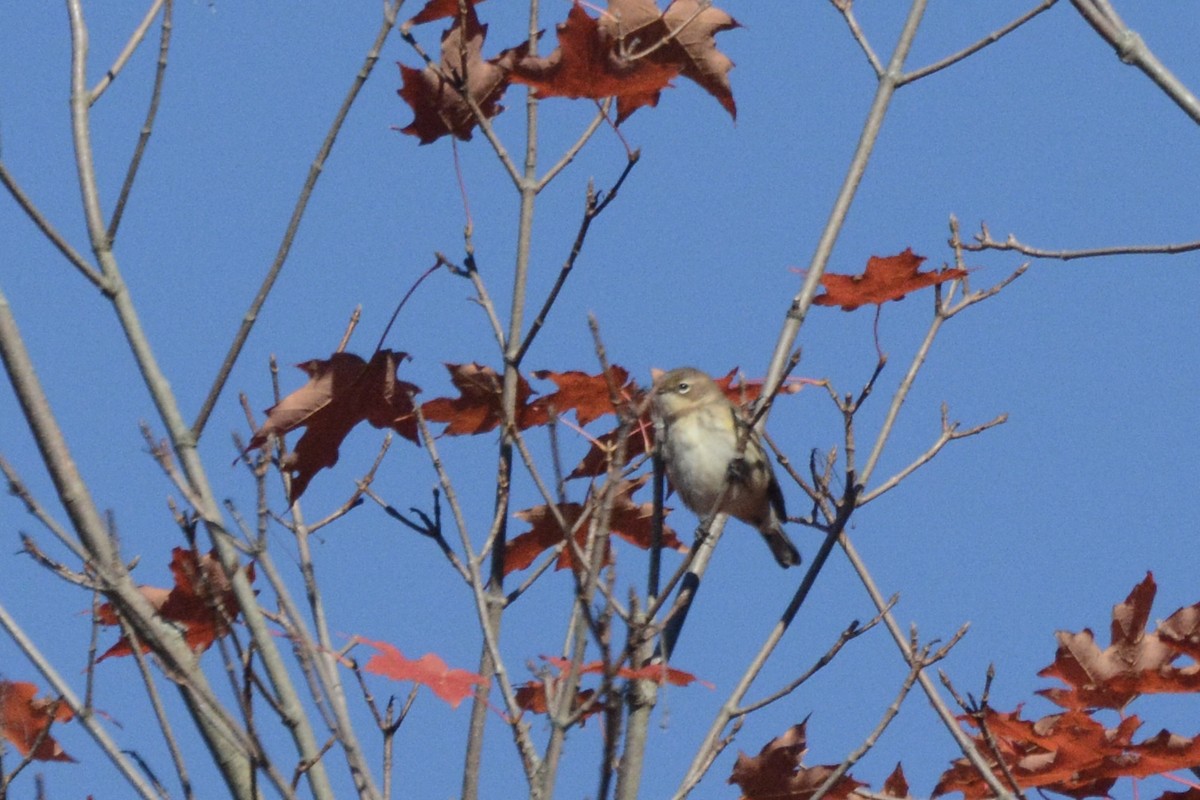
[2,2,1200,799]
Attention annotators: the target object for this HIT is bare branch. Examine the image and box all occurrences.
[1071,0,1200,124]
[106,0,172,242]
[88,0,166,103]
[899,0,1059,86]
[859,406,1008,505]
[734,602,892,717]
[830,0,885,78]
[965,221,1200,260]
[0,162,108,291]
[193,0,404,439]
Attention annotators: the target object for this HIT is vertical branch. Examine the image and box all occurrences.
[461,0,542,796]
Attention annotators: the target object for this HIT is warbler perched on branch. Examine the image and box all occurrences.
[652,367,801,568]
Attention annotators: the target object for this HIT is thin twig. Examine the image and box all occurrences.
[88,0,165,103]
[192,0,403,439]
[0,162,108,290]
[734,602,892,716]
[859,407,1008,504]
[965,221,1200,260]
[899,0,1059,86]
[830,0,885,77]
[107,0,172,242]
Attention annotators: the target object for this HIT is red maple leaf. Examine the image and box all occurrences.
[397,6,511,144]
[359,637,485,709]
[97,548,254,659]
[728,722,867,800]
[935,705,1200,800]
[542,655,711,687]
[421,362,544,435]
[246,350,419,501]
[506,477,685,574]
[406,0,487,26]
[529,366,637,427]
[813,249,966,311]
[502,2,681,123]
[0,681,74,762]
[1038,573,1200,711]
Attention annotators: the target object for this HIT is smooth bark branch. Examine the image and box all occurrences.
[0,162,107,290]
[88,0,165,103]
[108,0,173,242]
[1071,0,1200,125]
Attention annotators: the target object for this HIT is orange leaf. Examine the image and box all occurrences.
[529,366,635,426]
[502,2,681,123]
[0,681,74,762]
[407,0,487,25]
[98,548,255,659]
[397,7,511,144]
[421,362,542,435]
[1037,573,1200,711]
[713,368,806,407]
[813,249,965,311]
[729,721,867,800]
[246,350,419,501]
[932,706,1200,799]
[359,637,485,709]
[506,478,685,575]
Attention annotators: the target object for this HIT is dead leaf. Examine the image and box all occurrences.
[729,721,867,800]
[421,362,542,435]
[567,415,654,479]
[398,6,510,144]
[813,249,966,311]
[247,350,419,501]
[513,681,598,722]
[0,681,74,762]
[529,366,636,426]
[97,548,255,660]
[501,2,682,123]
[506,477,685,574]
[882,762,909,798]
[601,0,740,118]
[1038,573,1200,710]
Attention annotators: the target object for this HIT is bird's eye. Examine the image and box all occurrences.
[677,381,690,394]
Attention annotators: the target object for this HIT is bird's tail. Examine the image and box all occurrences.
[760,523,802,568]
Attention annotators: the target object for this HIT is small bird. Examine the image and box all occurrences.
[652,367,801,568]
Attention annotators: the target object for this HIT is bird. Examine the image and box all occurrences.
[651,367,801,568]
